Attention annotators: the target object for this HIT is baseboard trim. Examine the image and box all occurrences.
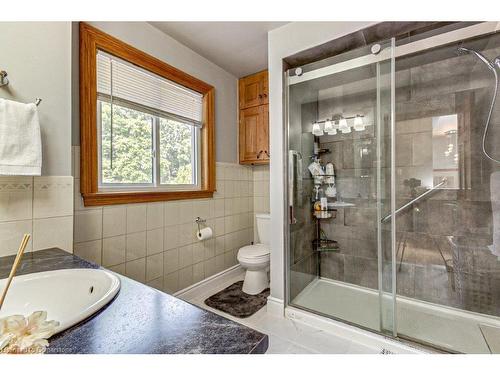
[174,264,244,300]
[285,306,428,354]
[266,296,285,317]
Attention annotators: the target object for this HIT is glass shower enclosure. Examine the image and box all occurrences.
[285,22,500,353]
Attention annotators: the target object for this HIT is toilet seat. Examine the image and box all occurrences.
[237,244,270,261]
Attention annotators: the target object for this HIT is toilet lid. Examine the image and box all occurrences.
[238,244,270,258]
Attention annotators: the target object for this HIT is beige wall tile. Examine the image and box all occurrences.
[163,248,179,275]
[0,220,33,257]
[33,176,73,218]
[102,235,126,267]
[125,257,146,283]
[107,262,125,275]
[178,201,194,224]
[74,209,102,242]
[178,224,194,246]
[33,216,73,252]
[146,253,163,281]
[69,162,257,292]
[103,206,126,238]
[178,265,193,290]
[192,242,205,264]
[146,228,163,255]
[193,262,204,284]
[178,244,193,268]
[204,257,216,278]
[126,204,147,233]
[203,238,215,260]
[214,199,224,218]
[147,277,163,291]
[164,225,179,250]
[147,202,164,230]
[164,201,179,227]
[74,240,102,265]
[215,254,225,273]
[0,177,33,222]
[126,231,146,261]
[215,235,225,255]
[163,271,179,294]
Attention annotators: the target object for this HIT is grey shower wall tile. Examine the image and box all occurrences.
[344,255,379,289]
[411,132,433,166]
[413,199,458,236]
[322,223,352,242]
[285,30,367,68]
[457,200,493,237]
[321,141,344,170]
[352,236,377,259]
[361,22,447,44]
[320,252,344,281]
[414,264,457,308]
[344,206,377,228]
[342,140,355,169]
[290,225,315,265]
[290,254,317,301]
[395,134,413,167]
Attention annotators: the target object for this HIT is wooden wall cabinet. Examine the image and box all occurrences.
[239,71,269,165]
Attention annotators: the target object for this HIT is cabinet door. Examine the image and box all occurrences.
[239,106,262,163]
[239,71,268,109]
[259,72,269,105]
[257,104,269,161]
[239,105,269,164]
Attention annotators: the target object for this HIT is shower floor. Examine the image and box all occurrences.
[292,277,500,353]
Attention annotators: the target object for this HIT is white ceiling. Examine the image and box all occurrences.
[149,22,288,78]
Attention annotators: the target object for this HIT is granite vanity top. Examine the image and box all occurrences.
[0,248,268,354]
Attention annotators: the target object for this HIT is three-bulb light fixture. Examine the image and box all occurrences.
[312,115,366,136]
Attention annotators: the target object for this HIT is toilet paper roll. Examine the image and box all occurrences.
[197,227,213,241]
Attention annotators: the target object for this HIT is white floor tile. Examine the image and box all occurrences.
[265,335,294,354]
[286,343,318,354]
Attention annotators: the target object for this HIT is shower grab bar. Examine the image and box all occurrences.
[381,178,447,223]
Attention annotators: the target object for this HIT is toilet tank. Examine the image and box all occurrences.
[255,213,271,246]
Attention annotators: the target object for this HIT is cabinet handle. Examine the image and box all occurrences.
[258,94,263,99]
[256,150,264,159]
[264,150,270,157]
[263,93,267,98]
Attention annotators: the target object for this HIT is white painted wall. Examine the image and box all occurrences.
[73,22,239,164]
[267,22,377,308]
[0,22,73,176]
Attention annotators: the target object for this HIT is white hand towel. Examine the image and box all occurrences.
[0,98,42,176]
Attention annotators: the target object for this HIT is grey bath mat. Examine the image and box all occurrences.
[204,281,270,318]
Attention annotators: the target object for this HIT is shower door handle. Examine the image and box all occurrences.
[289,150,302,225]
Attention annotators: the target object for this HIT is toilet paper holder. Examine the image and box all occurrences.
[195,216,206,233]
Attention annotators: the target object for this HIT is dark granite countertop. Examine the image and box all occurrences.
[0,248,268,354]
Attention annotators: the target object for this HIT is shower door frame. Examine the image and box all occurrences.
[283,20,500,348]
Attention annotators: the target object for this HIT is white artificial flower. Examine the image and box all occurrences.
[0,311,59,354]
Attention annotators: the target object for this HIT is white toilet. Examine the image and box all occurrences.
[237,213,270,295]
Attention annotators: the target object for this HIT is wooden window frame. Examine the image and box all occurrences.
[79,23,215,206]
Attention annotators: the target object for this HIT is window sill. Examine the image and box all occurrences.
[82,189,214,206]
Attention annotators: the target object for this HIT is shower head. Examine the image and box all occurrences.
[457,46,496,72]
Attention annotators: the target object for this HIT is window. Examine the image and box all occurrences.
[80,23,215,206]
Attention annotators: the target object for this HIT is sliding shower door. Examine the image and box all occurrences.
[392,27,500,353]
[286,23,500,353]
[286,38,396,335]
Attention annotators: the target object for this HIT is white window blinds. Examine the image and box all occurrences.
[97,50,203,124]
